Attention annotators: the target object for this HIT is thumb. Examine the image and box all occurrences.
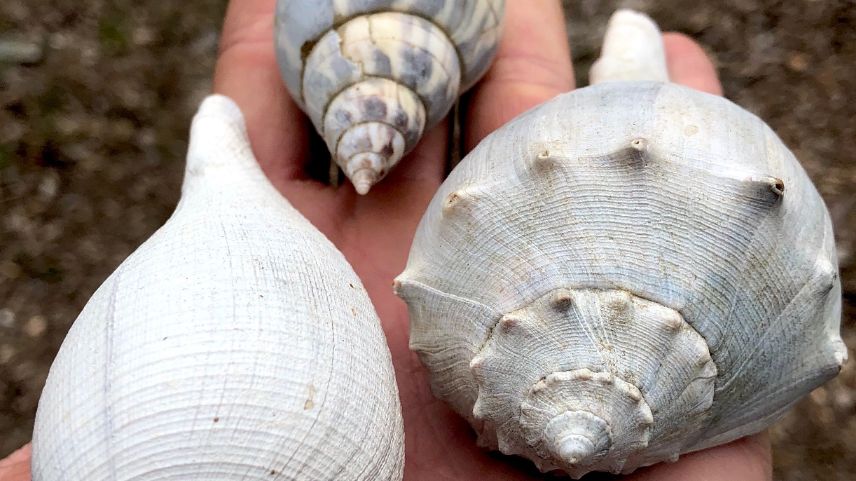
[0,444,31,481]
[213,0,309,184]
[465,0,574,150]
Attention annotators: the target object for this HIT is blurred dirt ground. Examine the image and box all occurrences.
[1,0,854,479]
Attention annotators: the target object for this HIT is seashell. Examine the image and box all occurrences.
[394,10,846,478]
[275,0,505,194]
[31,96,404,480]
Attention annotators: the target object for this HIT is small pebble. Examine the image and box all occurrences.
[833,389,855,411]
[0,261,22,280]
[24,315,47,338]
[787,52,810,72]
[38,173,60,200]
[0,38,44,64]
[809,387,829,405]
[0,309,15,328]
[0,345,15,364]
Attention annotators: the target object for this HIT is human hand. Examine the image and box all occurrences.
[0,445,29,481]
[0,1,771,480]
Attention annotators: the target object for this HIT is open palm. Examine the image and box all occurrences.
[0,1,771,480]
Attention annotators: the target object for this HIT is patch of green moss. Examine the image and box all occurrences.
[98,15,129,55]
[0,144,11,169]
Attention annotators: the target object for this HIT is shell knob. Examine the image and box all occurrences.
[458,289,710,477]
[275,0,505,193]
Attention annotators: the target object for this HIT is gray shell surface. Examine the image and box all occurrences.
[395,81,846,478]
[275,0,504,194]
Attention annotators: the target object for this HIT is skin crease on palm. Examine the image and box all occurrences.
[0,1,776,480]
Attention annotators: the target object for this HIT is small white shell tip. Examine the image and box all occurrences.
[350,168,378,195]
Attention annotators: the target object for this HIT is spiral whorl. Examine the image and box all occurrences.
[466,288,716,477]
[519,369,654,475]
[542,410,611,466]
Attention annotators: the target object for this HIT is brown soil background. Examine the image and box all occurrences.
[1,0,854,479]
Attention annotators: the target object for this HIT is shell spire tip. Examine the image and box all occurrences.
[350,167,379,195]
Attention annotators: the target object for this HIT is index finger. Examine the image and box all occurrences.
[465,0,575,150]
[628,433,772,481]
[213,0,310,184]
[0,444,31,481]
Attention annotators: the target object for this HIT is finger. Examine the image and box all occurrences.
[465,0,574,150]
[373,119,450,193]
[663,32,723,96]
[0,444,31,481]
[628,433,772,481]
[213,0,309,183]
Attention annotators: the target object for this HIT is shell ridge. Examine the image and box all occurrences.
[306,13,458,129]
[196,219,240,459]
[696,188,782,359]
[53,265,127,477]
[400,2,494,87]
[700,369,830,450]
[693,401,793,455]
[267,261,338,477]
[528,146,657,310]
[446,172,573,310]
[337,13,454,116]
[387,8,471,90]
[698,277,840,445]
[571,294,604,365]
[329,9,464,68]
[398,278,502,356]
[715,254,839,394]
[101,269,121,480]
[367,12,463,90]
[314,74,416,136]
[523,127,716,316]
[164,206,283,477]
[292,9,390,104]
[396,278,497,317]
[432,175,763,359]
[636,153,791,361]
[469,288,715,474]
[720,198,827,376]
[329,117,411,154]
[518,368,655,475]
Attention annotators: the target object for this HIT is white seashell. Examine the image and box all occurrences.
[589,9,668,84]
[31,95,404,480]
[275,0,505,194]
[395,10,845,479]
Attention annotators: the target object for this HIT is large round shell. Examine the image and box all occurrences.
[395,81,846,478]
[32,96,404,480]
[275,0,504,194]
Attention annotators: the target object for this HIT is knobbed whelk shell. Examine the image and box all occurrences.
[275,0,505,194]
[32,96,404,480]
[395,10,846,478]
